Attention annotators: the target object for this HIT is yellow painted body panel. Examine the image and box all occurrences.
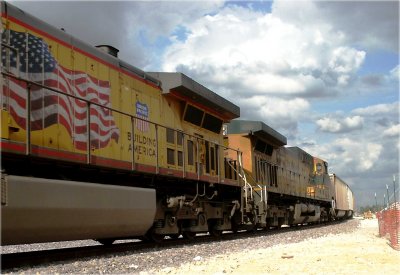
[1,15,239,184]
[2,18,160,167]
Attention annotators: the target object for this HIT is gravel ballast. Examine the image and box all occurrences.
[2,218,398,274]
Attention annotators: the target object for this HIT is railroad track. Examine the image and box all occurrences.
[1,221,337,271]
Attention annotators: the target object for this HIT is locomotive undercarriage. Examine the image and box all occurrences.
[1,152,244,244]
[1,153,334,245]
[148,182,241,241]
[247,191,332,231]
[146,182,334,242]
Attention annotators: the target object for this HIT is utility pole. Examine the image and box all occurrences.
[386,184,390,208]
[384,194,386,210]
[393,175,397,205]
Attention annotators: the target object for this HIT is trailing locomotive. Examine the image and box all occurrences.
[0,1,353,246]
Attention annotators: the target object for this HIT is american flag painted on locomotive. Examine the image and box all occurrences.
[135,100,149,132]
[1,29,119,150]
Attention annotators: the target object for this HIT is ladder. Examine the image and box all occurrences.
[228,152,268,224]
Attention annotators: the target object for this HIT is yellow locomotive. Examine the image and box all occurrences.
[0,1,242,244]
[0,1,353,246]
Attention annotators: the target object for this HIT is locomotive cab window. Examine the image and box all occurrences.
[183,104,223,134]
[203,113,223,134]
[184,105,203,126]
[255,139,267,153]
[254,139,273,156]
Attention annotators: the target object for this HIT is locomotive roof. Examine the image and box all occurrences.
[286,146,313,157]
[226,120,287,147]
[147,72,240,121]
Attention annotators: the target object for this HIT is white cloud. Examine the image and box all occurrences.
[390,65,400,81]
[316,115,364,133]
[160,1,369,138]
[316,138,383,173]
[352,102,399,117]
[238,96,310,133]
[383,124,400,138]
[9,1,225,69]
[329,47,366,75]
[162,3,366,99]
[273,0,399,52]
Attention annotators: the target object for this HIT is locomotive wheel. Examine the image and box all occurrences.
[168,234,181,239]
[96,238,115,246]
[182,231,196,240]
[209,220,223,237]
[210,227,223,237]
[231,220,239,233]
[146,227,165,243]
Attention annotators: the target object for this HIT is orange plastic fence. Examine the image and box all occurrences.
[377,203,400,250]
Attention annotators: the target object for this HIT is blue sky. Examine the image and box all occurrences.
[10,0,399,208]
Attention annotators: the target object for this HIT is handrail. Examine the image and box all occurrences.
[1,43,21,78]
[1,70,243,184]
[86,102,91,164]
[1,71,243,153]
[131,117,135,169]
[26,85,31,155]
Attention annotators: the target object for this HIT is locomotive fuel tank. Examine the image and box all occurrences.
[1,175,156,245]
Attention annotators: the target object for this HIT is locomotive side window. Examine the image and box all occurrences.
[205,141,210,173]
[167,128,175,144]
[215,145,219,175]
[187,140,194,165]
[269,165,277,187]
[210,146,215,171]
[261,161,266,182]
[178,151,183,166]
[167,148,175,165]
[177,132,184,146]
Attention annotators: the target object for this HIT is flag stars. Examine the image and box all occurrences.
[3,30,58,74]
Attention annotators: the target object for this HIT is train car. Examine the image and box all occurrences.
[0,1,242,245]
[329,174,354,218]
[224,120,333,228]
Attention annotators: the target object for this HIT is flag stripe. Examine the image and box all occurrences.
[2,29,120,150]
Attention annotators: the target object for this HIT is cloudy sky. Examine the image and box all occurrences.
[10,0,399,208]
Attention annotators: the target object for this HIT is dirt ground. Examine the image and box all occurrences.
[153,218,400,275]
